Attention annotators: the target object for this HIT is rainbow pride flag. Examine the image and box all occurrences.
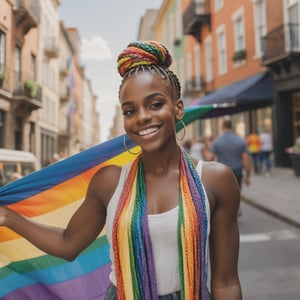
[0,105,215,299]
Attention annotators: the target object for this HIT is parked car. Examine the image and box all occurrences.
[0,149,40,186]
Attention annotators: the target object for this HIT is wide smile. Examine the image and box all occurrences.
[135,125,161,137]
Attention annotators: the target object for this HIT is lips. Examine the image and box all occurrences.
[136,126,160,136]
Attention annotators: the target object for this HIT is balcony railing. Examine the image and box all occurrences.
[44,37,59,59]
[14,0,41,34]
[60,86,70,102]
[13,71,42,111]
[183,0,210,42]
[184,76,204,96]
[0,63,8,92]
[262,23,300,64]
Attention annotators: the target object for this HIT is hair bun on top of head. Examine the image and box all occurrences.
[117,41,173,77]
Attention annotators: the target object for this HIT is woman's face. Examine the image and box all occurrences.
[119,72,184,153]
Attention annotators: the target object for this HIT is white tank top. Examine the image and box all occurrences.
[105,160,211,296]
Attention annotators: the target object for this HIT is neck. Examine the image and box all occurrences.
[141,143,181,175]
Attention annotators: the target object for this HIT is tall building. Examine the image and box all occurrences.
[0,0,41,153]
[261,0,300,167]
[38,0,60,166]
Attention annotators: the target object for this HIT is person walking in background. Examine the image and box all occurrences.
[0,41,242,299]
[206,117,251,217]
[246,130,261,174]
[189,137,208,161]
[259,125,273,176]
[182,139,192,154]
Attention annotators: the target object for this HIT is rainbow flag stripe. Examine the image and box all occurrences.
[0,105,214,300]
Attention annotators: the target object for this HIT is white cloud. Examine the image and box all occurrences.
[81,36,112,62]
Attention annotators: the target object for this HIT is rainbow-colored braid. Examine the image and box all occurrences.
[117,41,172,77]
[112,147,209,299]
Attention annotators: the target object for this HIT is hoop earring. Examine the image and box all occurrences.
[175,119,186,142]
[123,134,141,155]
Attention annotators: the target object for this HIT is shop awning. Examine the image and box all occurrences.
[191,72,274,118]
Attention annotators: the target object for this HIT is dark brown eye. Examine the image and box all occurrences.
[150,102,163,110]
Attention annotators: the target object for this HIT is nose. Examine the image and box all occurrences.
[137,108,151,123]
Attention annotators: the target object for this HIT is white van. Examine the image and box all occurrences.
[0,149,40,186]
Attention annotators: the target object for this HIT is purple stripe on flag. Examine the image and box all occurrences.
[2,264,111,300]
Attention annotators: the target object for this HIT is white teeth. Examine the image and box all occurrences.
[138,127,158,136]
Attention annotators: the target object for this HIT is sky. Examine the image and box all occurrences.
[59,0,163,142]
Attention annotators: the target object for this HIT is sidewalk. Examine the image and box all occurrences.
[241,167,300,228]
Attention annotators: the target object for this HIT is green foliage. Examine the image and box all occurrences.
[293,137,300,154]
[232,49,247,61]
[24,80,38,97]
[0,71,6,80]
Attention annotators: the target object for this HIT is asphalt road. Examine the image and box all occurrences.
[238,201,300,300]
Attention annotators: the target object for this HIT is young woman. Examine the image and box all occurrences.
[0,41,242,299]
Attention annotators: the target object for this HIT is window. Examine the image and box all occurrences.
[14,46,21,91]
[178,57,185,92]
[205,37,213,82]
[168,14,174,49]
[29,122,35,154]
[217,26,227,75]
[287,1,299,50]
[14,117,22,150]
[233,10,245,51]
[194,45,201,88]
[186,52,192,81]
[0,31,5,71]
[30,54,36,80]
[0,110,5,148]
[253,0,266,56]
[175,0,183,40]
[215,0,224,11]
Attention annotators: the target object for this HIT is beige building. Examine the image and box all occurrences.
[82,78,99,149]
[38,0,60,166]
[0,0,41,153]
[0,0,100,167]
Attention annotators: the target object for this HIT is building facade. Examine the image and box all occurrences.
[0,0,100,167]
[0,0,41,153]
[262,0,300,166]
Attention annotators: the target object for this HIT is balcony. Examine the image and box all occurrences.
[14,0,41,35]
[262,23,300,74]
[44,37,59,59]
[184,76,204,97]
[0,64,8,93]
[60,86,70,103]
[60,64,69,78]
[12,71,42,113]
[183,0,211,42]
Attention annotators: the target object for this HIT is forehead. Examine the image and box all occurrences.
[119,72,172,101]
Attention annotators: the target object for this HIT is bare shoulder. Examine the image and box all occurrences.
[202,160,233,179]
[201,161,240,212]
[87,164,122,207]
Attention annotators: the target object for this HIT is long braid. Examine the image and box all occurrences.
[113,41,209,299]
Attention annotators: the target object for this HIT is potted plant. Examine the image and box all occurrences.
[232,49,247,62]
[286,137,300,177]
[24,79,38,97]
[0,71,6,87]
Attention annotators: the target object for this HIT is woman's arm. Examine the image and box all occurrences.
[203,161,242,300]
[0,165,121,261]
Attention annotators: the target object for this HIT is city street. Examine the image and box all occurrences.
[239,201,300,300]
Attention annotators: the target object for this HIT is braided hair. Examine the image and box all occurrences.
[117,41,181,99]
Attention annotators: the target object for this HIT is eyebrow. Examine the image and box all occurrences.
[121,92,165,108]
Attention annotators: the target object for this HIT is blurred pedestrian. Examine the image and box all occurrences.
[9,172,23,182]
[182,139,192,154]
[246,130,261,174]
[189,137,208,161]
[206,117,251,216]
[259,125,273,176]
